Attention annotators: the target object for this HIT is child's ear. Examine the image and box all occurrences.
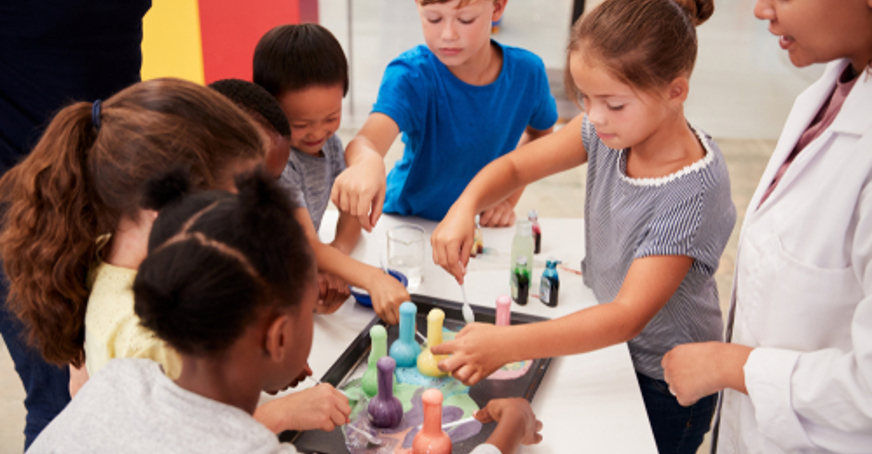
[492,0,508,22]
[667,76,690,104]
[263,314,291,362]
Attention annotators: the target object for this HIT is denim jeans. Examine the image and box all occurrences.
[637,372,716,454]
[1,278,71,450]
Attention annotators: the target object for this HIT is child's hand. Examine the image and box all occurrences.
[430,323,510,385]
[331,150,386,232]
[479,200,517,227]
[367,271,409,325]
[431,207,476,284]
[477,398,543,446]
[316,272,350,314]
[662,342,752,407]
[257,384,352,433]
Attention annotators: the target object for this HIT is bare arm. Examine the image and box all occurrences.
[295,208,407,324]
[330,211,362,255]
[433,255,693,384]
[69,363,90,398]
[332,113,401,231]
[478,125,555,228]
[432,114,588,282]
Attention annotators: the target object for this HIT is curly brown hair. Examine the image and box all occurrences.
[0,78,267,367]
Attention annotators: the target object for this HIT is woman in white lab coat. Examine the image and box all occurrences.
[661,0,872,453]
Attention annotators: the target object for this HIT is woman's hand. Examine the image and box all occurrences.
[431,206,477,284]
[367,270,409,325]
[429,323,512,385]
[662,341,752,406]
[255,383,351,433]
[316,272,350,314]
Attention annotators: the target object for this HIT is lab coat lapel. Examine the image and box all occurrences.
[741,61,848,228]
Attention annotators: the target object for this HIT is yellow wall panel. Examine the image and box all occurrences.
[141,0,204,84]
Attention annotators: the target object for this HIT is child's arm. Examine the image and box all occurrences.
[332,113,401,231]
[295,208,408,324]
[432,115,588,283]
[69,363,90,398]
[431,255,693,384]
[478,125,555,227]
[331,211,362,255]
[475,398,543,454]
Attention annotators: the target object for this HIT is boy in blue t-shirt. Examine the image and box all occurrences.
[332,0,557,228]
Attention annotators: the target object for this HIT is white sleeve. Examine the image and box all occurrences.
[469,443,503,454]
[744,181,872,452]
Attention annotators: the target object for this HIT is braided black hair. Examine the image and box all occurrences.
[133,167,313,356]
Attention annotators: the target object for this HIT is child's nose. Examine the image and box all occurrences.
[441,21,459,41]
[587,104,607,127]
[753,0,775,21]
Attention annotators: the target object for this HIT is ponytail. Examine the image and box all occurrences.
[0,102,104,366]
[0,78,267,366]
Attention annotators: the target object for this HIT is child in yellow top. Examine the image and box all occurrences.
[0,78,350,433]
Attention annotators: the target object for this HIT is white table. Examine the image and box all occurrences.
[274,212,657,453]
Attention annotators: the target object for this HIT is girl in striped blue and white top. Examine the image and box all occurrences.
[430,0,735,452]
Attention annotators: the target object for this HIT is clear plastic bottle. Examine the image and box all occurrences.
[510,220,534,305]
[528,210,541,254]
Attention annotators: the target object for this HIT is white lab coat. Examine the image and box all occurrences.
[717,60,872,453]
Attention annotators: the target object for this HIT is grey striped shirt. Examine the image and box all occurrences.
[581,117,735,380]
[279,135,346,231]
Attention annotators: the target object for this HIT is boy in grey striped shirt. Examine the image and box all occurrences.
[254,24,408,324]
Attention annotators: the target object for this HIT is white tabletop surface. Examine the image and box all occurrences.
[271,211,657,453]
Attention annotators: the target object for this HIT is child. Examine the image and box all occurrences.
[330,0,557,229]
[208,78,293,179]
[662,1,872,452]
[429,0,734,452]
[0,78,265,378]
[0,78,346,433]
[254,24,409,324]
[26,169,544,454]
[209,78,346,312]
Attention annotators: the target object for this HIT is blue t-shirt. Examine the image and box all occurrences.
[374,41,558,220]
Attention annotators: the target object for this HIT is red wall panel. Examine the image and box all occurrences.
[198,0,301,84]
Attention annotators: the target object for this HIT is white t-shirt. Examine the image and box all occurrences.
[27,359,297,454]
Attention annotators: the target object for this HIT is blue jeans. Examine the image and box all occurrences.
[0,278,70,450]
[637,372,716,454]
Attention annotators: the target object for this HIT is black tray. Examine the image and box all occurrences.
[282,294,552,453]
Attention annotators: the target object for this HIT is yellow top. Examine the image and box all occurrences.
[83,261,182,379]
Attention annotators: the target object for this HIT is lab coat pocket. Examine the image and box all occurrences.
[757,234,862,351]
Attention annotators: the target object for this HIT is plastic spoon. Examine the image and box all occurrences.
[460,282,474,324]
[346,423,382,446]
[416,416,477,431]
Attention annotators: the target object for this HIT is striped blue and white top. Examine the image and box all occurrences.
[581,117,736,380]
